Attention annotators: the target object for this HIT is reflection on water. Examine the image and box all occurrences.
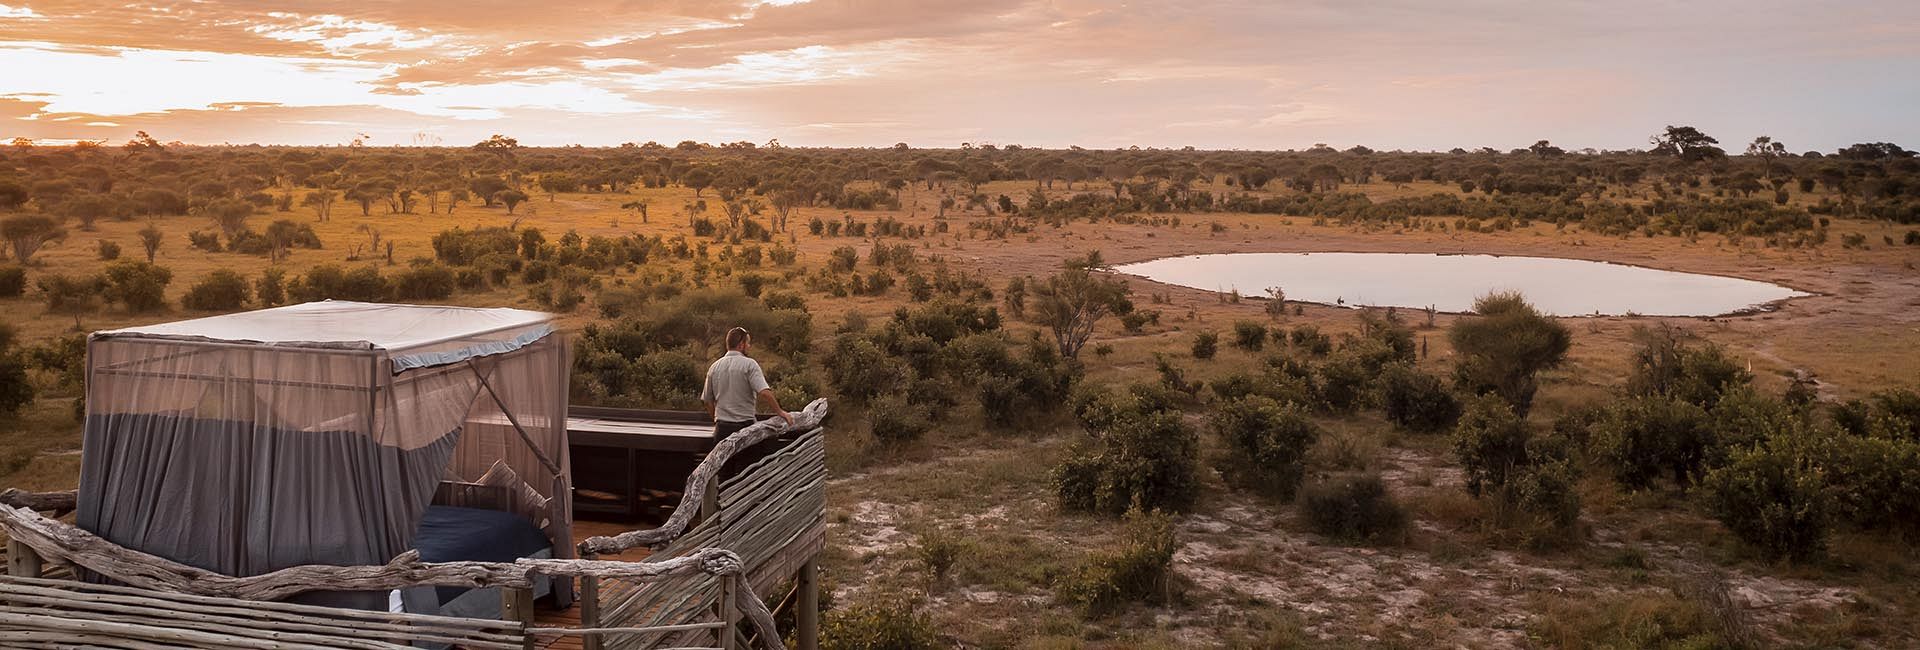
[1115,252,1810,317]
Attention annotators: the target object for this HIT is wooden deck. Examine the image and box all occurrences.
[532,519,655,650]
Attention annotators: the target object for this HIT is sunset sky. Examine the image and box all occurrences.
[2,1,1916,150]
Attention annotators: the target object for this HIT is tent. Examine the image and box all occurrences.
[77,301,573,612]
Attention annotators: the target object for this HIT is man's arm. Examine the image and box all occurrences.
[699,367,716,419]
[758,388,793,426]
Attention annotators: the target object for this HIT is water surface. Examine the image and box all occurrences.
[1115,252,1809,316]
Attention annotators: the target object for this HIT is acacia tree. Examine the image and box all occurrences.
[137,223,163,262]
[497,190,529,214]
[204,199,254,239]
[3,214,66,263]
[1649,125,1724,162]
[301,189,337,221]
[1448,292,1571,415]
[681,167,714,197]
[620,199,650,223]
[1030,255,1132,359]
[37,273,101,330]
[1746,136,1787,181]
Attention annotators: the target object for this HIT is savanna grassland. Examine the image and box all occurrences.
[3,135,1920,649]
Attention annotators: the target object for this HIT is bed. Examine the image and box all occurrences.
[388,493,557,620]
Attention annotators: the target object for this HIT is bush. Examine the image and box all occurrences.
[1056,509,1178,615]
[1190,330,1218,359]
[1054,393,1198,515]
[0,349,31,417]
[0,265,23,298]
[1210,396,1318,500]
[868,393,930,445]
[1289,325,1332,356]
[1590,396,1711,490]
[1449,292,1571,414]
[1299,474,1409,545]
[1231,320,1267,351]
[1821,434,1920,536]
[1451,394,1531,496]
[824,335,910,403]
[1699,436,1831,561]
[100,260,172,313]
[1504,458,1583,547]
[1377,364,1461,433]
[180,270,251,311]
[912,531,968,580]
[289,264,388,302]
[1625,325,1752,409]
[187,230,222,252]
[390,264,457,301]
[96,240,121,261]
[255,269,286,307]
[820,598,939,650]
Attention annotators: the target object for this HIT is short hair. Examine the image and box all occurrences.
[725,327,751,349]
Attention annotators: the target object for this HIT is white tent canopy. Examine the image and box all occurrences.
[79,301,573,611]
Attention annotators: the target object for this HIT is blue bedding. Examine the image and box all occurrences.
[413,506,552,604]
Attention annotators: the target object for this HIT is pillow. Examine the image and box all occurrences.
[476,459,553,529]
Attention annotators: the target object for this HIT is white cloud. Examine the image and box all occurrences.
[0,3,42,19]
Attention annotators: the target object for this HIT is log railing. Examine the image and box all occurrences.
[0,398,831,650]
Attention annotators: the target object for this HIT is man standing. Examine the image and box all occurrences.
[701,327,794,446]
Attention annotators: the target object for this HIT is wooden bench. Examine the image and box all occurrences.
[0,574,529,649]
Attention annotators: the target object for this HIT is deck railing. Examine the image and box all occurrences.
[0,399,829,650]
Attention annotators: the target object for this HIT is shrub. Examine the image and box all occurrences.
[187,230,222,252]
[824,335,910,403]
[1699,437,1831,561]
[1299,474,1409,546]
[1449,291,1571,414]
[1589,396,1711,490]
[1504,458,1583,547]
[912,531,968,580]
[1625,325,1752,409]
[96,239,121,260]
[1210,396,1318,500]
[100,260,172,313]
[1377,364,1462,433]
[390,264,457,301]
[0,348,30,416]
[1313,348,1375,413]
[180,270,251,311]
[1289,325,1332,356]
[1054,395,1198,515]
[761,290,806,311]
[820,598,939,650]
[0,265,24,298]
[1231,320,1267,351]
[1056,509,1178,615]
[1451,394,1531,496]
[1190,330,1218,359]
[290,264,388,303]
[828,246,859,272]
[1821,434,1920,536]
[736,271,770,298]
[868,393,930,445]
[255,269,286,307]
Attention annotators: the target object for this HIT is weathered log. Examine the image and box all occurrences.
[0,488,76,515]
[579,398,829,557]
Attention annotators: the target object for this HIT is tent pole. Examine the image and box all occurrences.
[467,361,563,477]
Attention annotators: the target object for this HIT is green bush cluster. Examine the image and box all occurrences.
[1054,385,1198,515]
[1055,509,1179,615]
[1377,363,1462,433]
[820,598,939,650]
[1299,473,1409,545]
[1209,395,1319,500]
[180,270,252,311]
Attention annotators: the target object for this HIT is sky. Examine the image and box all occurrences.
[1,0,1917,151]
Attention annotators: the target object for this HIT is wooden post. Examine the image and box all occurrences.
[502,586,535,625]
[580,552,601,650]
[718,576,740,650]
[797,557,819,650]
[6,540,41,578]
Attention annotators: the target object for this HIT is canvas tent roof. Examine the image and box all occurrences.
[95,301,554,371]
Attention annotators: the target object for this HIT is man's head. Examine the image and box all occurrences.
[725,326,752,352]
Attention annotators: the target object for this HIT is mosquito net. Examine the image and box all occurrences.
[76,302,571,609]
